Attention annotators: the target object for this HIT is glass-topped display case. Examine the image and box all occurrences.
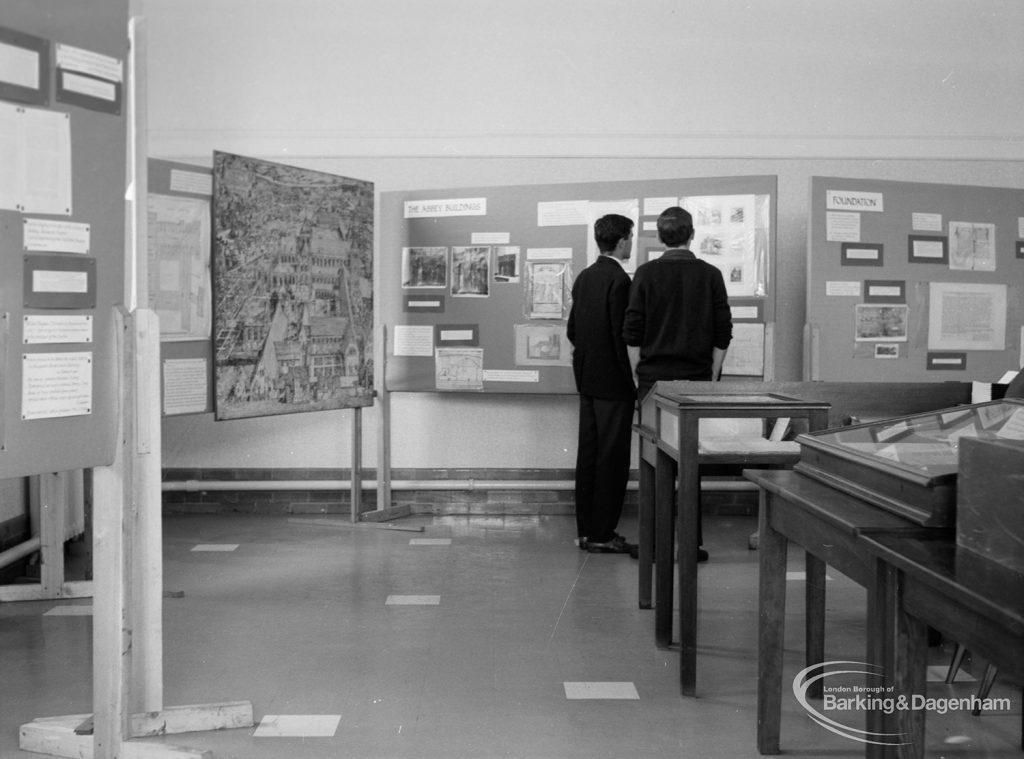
[794,399,1024,527]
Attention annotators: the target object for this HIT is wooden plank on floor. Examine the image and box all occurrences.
[288,516,424,532]
[130,701,255,737]
[0,584,44,602]
[39,702,254,740]
[20,720,213,758]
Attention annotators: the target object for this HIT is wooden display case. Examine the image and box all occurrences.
[957,436,1024,573]
[794,399,1024,527]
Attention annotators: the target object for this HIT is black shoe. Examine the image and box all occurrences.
[587,535,638,556]
[577,537,588,551]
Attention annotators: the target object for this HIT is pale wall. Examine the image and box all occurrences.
[143,1,1024,471]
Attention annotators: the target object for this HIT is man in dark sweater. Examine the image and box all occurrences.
[566,214,638,556]
[624,206,733,398]
[623,206,732,560]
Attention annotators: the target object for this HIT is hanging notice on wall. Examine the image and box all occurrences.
[23,218,90,253]
[21,351,92,420]
[162,358,209,415]
[211,152,374,420]
[927,282,1007,351]
[55,42,123,114]
[0,102,72,214]
[23,315,92,344]
[147,193,212,340]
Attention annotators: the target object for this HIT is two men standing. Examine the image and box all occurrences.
[568,207,733,557]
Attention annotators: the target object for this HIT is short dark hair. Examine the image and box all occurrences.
[657,206,694,247]
[593,214,634,254]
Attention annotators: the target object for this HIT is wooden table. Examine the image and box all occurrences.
[745,469,934,757]
[636,388,830,696]
[860,533,1024,757]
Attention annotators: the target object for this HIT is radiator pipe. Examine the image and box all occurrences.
[0,536,42,571]
[160,478,758,493]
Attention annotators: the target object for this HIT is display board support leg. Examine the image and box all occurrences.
[20,309,253,758]
[361,323,396,521]
[0,474,92,603]
[377,383,392,514]
[374,322,392,514]
[38,472,66,598]
[351,407,362,522]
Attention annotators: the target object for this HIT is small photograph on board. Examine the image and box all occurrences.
[949,221,996,272]
[435,347,484,391]
[514,323,571,366]
[854,304,908,342]
[402,246,448,288]
[525,261,571,320]
[492,245,520,283]
[450,246,490,297]
[698,234,724,257]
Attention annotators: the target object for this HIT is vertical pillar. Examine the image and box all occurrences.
[132,309,163,714]
[92,307,133,757]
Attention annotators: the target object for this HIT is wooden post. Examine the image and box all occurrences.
[133,309,163,713]
[91,307,134,757]
[351,407,362,522]
[38,472,66,598]
[376,324,392,513]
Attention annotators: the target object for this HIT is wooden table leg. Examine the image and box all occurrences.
[637,454,655,610]
[654,449,675,648]
[805,552,827,700]
[888,566,927,759]
[677,421,700,696]
[757,489,787,755]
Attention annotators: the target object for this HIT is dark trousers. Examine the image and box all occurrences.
[574,394,633,544]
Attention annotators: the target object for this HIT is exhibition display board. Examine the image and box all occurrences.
[0,3,127,478]
[806,176,1024,382]
[150,157,215,416]
[381,176,777,393]
[211,152,375,420]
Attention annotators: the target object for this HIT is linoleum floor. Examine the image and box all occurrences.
[1,513,1020,758]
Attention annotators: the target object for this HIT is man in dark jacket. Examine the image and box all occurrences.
[567,214,638,556]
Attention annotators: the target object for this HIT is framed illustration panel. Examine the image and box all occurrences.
[211,152,374,420]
